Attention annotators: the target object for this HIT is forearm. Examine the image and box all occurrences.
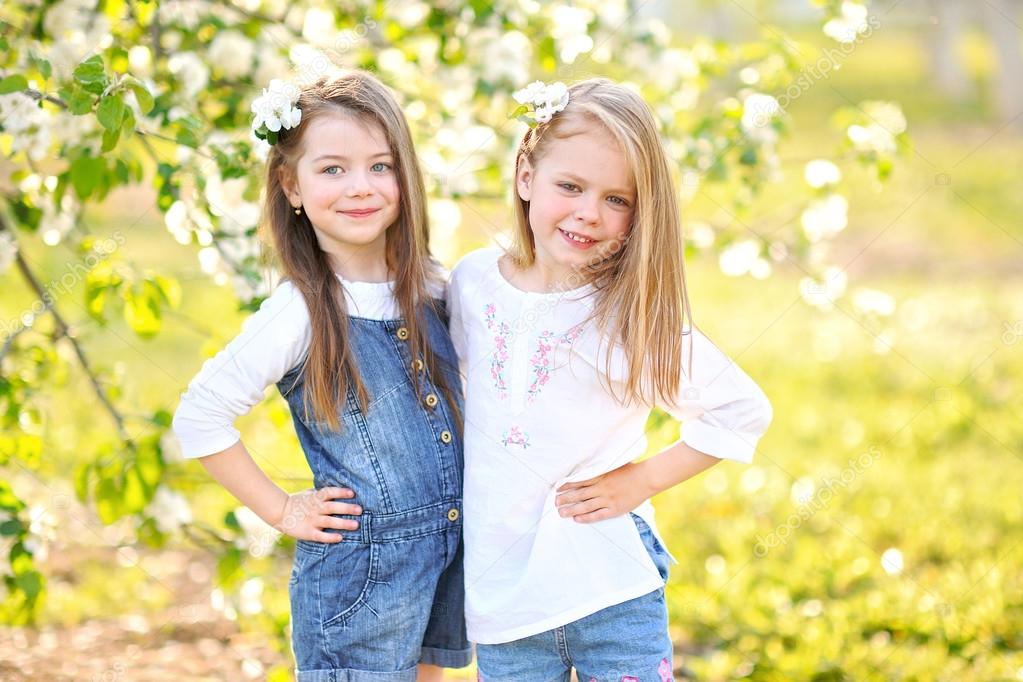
[638,438,722,499]
[198,440,289,528]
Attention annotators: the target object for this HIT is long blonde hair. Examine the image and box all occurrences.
[262,71,458,429]
[510,78,693,406]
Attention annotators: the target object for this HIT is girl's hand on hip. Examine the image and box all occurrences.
[273,486,361,542]
[555,461,651,523]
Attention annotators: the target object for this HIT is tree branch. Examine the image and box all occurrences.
[0,212,133,445]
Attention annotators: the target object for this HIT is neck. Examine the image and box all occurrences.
[326,244,390,283]
[506,254,588,293]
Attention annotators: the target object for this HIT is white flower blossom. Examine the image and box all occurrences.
[550,5,594,63]
[800,267,848,309]
[147,486,193,534]
[847,124,896,154]
[514,81,569,125]
[804,160,842,188]
[168,51,209,98]
[40,195,77,246]
[0,92,52,161]
[233,506,281,558]
[823,2,870,44]
[208,30,255,79]
[719,239,761,277]
[251,79,302,135]
[853,288,896,317]
[0,232,17,274]
[254,47,292,87]
[205,173,261,236]
[741,93,781,132]
[801,194,849,242]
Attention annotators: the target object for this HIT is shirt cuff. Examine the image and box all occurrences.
[679,420,759,464]
[174,427,242,460]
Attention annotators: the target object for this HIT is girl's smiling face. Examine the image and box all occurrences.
[283,113,399,278]
[516,127,636,284]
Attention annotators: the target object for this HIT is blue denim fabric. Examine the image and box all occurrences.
[277,303,470,681]
[476,514,674,682]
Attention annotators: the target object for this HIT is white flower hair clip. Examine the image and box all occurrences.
[251,79,302,145]
[512,80,570,127]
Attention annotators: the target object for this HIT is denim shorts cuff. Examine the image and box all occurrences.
[420,645,473,668]
[296,666,418,682]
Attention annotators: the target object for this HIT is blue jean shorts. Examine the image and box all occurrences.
[476,513,674,682]
[289,502,472,681]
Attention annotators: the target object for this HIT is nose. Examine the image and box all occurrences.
[345,169,374,198]
[573,194,600,225]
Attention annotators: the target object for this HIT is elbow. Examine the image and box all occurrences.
[752,388,773,437]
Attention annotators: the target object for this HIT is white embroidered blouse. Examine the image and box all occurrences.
[447,247,773,644]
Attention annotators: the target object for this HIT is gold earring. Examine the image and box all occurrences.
[294,206,302,215]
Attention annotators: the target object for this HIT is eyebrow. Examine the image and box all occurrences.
[558,171,635,197]
[312,152,393,163]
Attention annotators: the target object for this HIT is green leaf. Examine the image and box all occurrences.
[0,75,28,95]
[59,85,94,115]
[123,283,162,338]
[152,275,181,309]
[72,55,106,86]
[216,547,243,586]
[101,126,121,152]
[96,93,125,131]
[85,281,109,322]
[69,156,105,200]
[123,76,154,114]
[73,463,93,503]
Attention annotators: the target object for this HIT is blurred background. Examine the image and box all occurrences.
[0,0,1021,679]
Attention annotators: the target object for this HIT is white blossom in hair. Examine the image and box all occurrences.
[250,79,302,144]
[512,80,570,127]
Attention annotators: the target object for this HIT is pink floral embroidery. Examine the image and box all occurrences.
[622,677,639,682]
[659,657,673,681]
[525,325,583,403]
[483,303,511,399]
[501,425,530,449]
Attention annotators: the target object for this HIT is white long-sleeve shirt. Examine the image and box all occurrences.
[172,277,403,459]
[448,248,772,644]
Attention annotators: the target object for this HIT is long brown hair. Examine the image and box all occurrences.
[262,70,458,429]
[510,79,693,406]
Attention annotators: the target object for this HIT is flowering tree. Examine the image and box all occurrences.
[0,0,903,637]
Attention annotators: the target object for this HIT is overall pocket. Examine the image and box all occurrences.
[319,538,378,627]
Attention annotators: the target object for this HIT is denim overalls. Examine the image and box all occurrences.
[277,301,470,681]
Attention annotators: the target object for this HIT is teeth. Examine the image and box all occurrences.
[562,229,594,243]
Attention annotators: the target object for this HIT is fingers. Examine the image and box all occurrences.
[556,477,598,492]
[558,498,604,518]
[327,501,362,516]
[310,529,344,543]
[555,488,598,507]
[321,515,359,531]
[571,508,612,524]
[317,486,356,500]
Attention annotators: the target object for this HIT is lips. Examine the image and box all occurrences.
[558,228,597,248]
[339,208,380,217]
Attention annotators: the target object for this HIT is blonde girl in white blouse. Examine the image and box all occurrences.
[447,79,773,681]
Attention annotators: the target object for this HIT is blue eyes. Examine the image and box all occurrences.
[321,163,392,175]
[557,182,630,207]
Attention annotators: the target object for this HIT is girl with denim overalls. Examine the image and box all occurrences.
[173,71,470,681]
[448,80,773,681]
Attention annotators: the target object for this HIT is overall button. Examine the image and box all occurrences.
[440,430,452,444]
[396,326,409,340]
[447,508,460,522]
[413,358,424,372]
[424,393,438,408]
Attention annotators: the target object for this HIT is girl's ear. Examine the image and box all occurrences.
[279,167,302,208]
[515,157,534,202]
